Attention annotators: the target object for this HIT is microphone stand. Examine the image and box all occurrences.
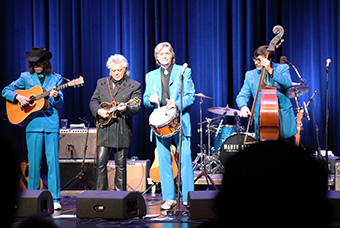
[325,65,330,171]
[176,70,184,212]
[168,68,185,216]
[290,63,306,85]
[311,98,322,159]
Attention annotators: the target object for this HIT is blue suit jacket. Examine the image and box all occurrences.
[2,72,64,133]
[236,63,297,139]
[143,64,195,140]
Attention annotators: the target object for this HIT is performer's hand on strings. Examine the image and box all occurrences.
[118,103,127,112]
[16,94,30,106]
[97,108,110,119]
[240,106,251,118]
[260,58,273,74]
[50,87,59,98]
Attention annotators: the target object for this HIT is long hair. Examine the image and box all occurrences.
[154,42,176,66]
[28,58,52,76]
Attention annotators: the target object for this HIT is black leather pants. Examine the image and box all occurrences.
[96,146,129,191]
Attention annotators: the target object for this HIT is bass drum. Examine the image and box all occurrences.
[220,133,256,166]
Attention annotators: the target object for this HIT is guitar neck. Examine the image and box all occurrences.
[108,98,140,114]
[35,83,68,100]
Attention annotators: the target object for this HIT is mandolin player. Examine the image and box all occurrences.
[236,45,297,142]
[89,54,141,191]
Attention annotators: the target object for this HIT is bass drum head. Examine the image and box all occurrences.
[220,133,256,166]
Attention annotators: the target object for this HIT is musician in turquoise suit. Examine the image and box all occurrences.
[2,47,64,210]
[236,45,297,140]
[143,42,195,209]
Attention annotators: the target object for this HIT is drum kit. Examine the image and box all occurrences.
[148,86,312,177]
[192,92,255,176]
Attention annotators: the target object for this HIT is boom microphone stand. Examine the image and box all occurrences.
[325,59,331,171]
[167,64,188,216]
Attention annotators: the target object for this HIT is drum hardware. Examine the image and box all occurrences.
[193,91,215,171]
[193,117,219,190]
[287,86,310,99]
[207,106,241,116]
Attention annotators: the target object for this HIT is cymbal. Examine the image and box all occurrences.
[195,92,215,100]
[208,107,241,116]
[288,86,310,98]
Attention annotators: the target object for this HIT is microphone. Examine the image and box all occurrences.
[303,101,310,122]
[306,90,318,107]
[280,56,292,66]
[180,63,188,75]
[326,58,332,68]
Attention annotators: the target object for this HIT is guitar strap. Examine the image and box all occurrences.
[106,77,116,103]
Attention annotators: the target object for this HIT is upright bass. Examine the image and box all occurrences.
[244,25,284,143]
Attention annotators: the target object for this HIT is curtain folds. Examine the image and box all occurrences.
[0,0,339,160]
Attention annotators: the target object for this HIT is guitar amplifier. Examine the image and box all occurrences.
[107,160,150,192]
[59,128,97,159]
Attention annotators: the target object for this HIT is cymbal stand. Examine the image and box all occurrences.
[194,117,218,190]
[193,97,205,171]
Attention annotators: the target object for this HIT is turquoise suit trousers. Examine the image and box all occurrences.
[155,133,194,203]
[26,132,60,203]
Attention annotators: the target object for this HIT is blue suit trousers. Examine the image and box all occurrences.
[155,133,194,203]
[26,132,60,203]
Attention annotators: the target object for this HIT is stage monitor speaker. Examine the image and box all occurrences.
[59,128,97,159]
[328,191,340,220]
[107,160,150,192]
[15,190,54,217]
[76,190,146,219]
[188,190,218,220]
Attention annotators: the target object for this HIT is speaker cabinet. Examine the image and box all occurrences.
[107,160,150,192]
[59,159,96,190]
[76,190,146,219]
[59,128,97,159]
[188,190,218,219]
[15,190,54,217]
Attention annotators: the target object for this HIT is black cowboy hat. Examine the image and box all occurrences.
[25,47,52,62]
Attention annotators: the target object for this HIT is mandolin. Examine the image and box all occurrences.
[98,97,141,127]
[6,76,84,126]
[149,145,178,183]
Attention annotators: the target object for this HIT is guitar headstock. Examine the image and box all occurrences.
[69,76,84,87]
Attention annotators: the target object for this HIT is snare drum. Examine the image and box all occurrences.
[212,125,238,153]
[219,133,256,165]
[149,106,180,138]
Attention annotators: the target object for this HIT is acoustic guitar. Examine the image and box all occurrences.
[149,145,178,183]
[6,76,84,126]
[98,97,141,127]
[19,162,43,190]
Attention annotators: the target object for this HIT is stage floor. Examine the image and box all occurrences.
[13,191,206,228]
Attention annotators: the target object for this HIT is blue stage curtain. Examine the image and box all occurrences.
[0,0,339,161]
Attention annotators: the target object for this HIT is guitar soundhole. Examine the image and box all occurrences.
[22,96,37,113]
